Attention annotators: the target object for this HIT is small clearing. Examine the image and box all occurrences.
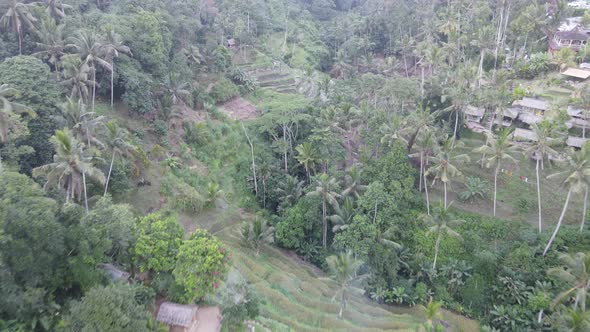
[220,97,258,120]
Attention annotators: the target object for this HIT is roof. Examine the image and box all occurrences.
[227,38,236,45]
[466,121,487,133]
[156,302,198,327]
[568,106,584,117]
[568,117,590,128]
[562,68,590,79]
[513,98,549,111]
[518,111,542,125]
[464,105,485,117]
[581,63,590,69]
[567,136,588,148]
[99,264,130,281]
[503,107,520,119]
[555,30,590,41]
[513,128,538,142]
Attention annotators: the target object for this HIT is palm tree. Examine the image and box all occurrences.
[0,84,34,171]
[102,26,131,109]
[548,252,590,311]
[307,173,341,248]
[1,0,38,54]
[295,141,318,182]
[418,300,443,332]
[275,175,304,212]
[380,116,407,147]
[426,139,470,208]
[58,97,104,147]
[544,149,590,256]
[160,72,191,106]
[341,164,367,199]
[424,203,464,270]
[33,17,72,75]
[70,30,112,113]
[474,129,519,217]
[523,122,561,233]
[560,309,590,332]
[102,120,134,196]
[329,196,355,232]
[61,55,94,103]
[32,129,105,213]
[325,251,367,319]
[402,106,436,152]
[39,0,72,21]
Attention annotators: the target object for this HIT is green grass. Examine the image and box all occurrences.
[247,89,309,112]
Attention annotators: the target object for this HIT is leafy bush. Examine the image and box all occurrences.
[152,119,168,137]
[134,213,184,273]
[459,177,488,203]
[210,78,240,103]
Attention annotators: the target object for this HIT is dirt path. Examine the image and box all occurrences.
[219,97,258,120]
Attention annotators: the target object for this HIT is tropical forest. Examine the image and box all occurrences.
[4,0,590,331]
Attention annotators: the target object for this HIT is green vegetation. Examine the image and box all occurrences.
[3,0,590,331]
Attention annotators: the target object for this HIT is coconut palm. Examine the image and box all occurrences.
[325,251,367,319]
[418,300,444,332]
[402,106,436,152]
[411,128,438,194]
[70,30,112,113]
[548,252,590,311]
[474,129,519,217]
[102,25,131,109]
[544,149,590,256]
[295,141,318,182]
[426,139,470,208]
[424,203,464,270]
[275,175,304,212]
[160,72,191,106]
[102,120,134,196]
[58,97,104,147]
[523,122,562,233]
[307,173,341,248]
[61,55,95,103]
[0,84,34,171]
[1,0,38,54]
[380,116,407,147]
[560,309,590,332]
[341,164,367,200]
[39,0,72,21]
[329,196,355,232]
[33,17,72,75]
[32,129,105,213]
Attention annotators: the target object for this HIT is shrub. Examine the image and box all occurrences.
[459,177,488,203]
[153,119,168,137]
[210,78,240,103]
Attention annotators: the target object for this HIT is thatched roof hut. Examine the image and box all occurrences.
[99,263,130,282]
[156,302,198,332]
[513,128,538,142]
[567,136,588,148]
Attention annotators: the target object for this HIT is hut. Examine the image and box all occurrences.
[156,302,222,332]
[513,98,549,116]
[494,107,520,127]
[517,112,542,126]
[567,136,589,149]
[549,30,590,53]
[562,68,590,81]
[226,38,236,49]
[99,263,130,282]
[513,128,538,142]
[464,105,485,123]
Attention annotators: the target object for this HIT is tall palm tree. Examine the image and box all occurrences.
[560,309,590,332]
[102,120,134,196]
[544,149,590,256]
[523,122,561,233]
[39,0,72,21]
[307,173,341,248]
[548,252,590,311]
[70,30,112,113]
[32,129,105,213]
[0,84,34,171]
[329,196,355,232]
[341,164,367,200]
[325,251,367,319]
[58,97,104,147]
[160,72,191,106]
[61,55,94,103]
[295,141,318,182]
[380,116,407,147]
[1,0,38,55]
[33,17,72,75]
[102,26,131,109]
[424,203,464,270]
[474,129,519,217]
[427,139,470,208]
[402,106,436,152]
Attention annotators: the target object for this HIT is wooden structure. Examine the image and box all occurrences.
[567,136,589,148]
[513,97,549,116]
[513,128,538,142]
[549,30,590,53]
[226,38,236,49]
[156,302,222,332]
[494,107,520,127]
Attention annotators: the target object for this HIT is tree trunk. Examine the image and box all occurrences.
[83,171,89,215]
[419,152,424,192]
[433,231,441,270]
[537,309,543,324]
[444,181,448,209]
[283,125,288,172]
[493,166,498,217]
[452,111,459,148]
[322,199,327,248]
[104,151,115,196]
[241,122,257,195]
[339,291,345,319]
[421,66,425,97]
[543,188,573,256]
[424,172,430,215]
[111,60,115,109]
[92,65,96,113]
[581,187,588,232]
[18,30,22,55]
[536,158,543,233]
[478,49,485,87]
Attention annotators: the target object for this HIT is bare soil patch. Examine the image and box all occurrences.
[219,97,258,120]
